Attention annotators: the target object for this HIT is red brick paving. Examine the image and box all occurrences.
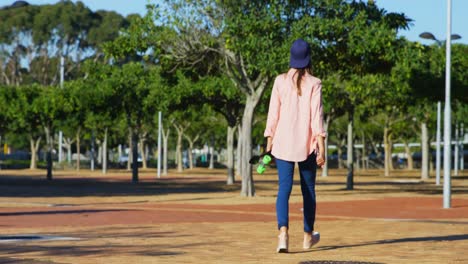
[1,197,467,229]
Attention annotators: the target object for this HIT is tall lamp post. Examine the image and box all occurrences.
[419,32,461,46]
[419,31,461,188]
[420,0,461,209]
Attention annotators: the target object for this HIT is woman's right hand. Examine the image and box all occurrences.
[266,137,273,152]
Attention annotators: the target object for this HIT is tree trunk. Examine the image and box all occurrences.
[146,145,149,166]
[76,128,81,171]
[321,115,330,177]
[236,125,242,177]
[44,126,53,180]
[384,126,390,176]
[421,122,429,180]
[429,152,434,174]
[404,141,414,170]
[337,138,345,169]
[175,128,183,172]
[388,137,394,171]
[355,147,361,171]
[29,136,41,170]
[66,138,72,164]
[346,115,354,190]
[227,126,235,184]
[118,144,123,162]
[127,131,132,171]
[240,96,258,197]
[97,145,102,165]
[361,131,367,170]
[67,144,71,164]
[140,138,147,169]
[102,128,108,174]
[188,143,194,169]
[454,123,459,176]
[162,128,170,176]
[184,133,199,170]
[131,129,139,182]
[90,131,95,171]
[355,131,361,171]
[209,136,214,169]
[460,124,465,171]
[370,139,380,159]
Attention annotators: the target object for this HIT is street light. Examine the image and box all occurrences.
[443,0,453,209]
[419,31,462,187]
[419,1,461,209]
[419,30,462,193]
[419,32,461,46]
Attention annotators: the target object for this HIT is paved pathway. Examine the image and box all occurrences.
[1,197,468,228]
[0,169,467,263]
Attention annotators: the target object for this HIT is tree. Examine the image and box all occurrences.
[92,62,163,181]
[32,85,71,179]
[10,85,44,169]
[183,106,214,170]
[171,110,191,173]
[101,12,169,181]
[60,79,90,170]
[321,74,348,176]
[154,1,309,196]
[0,85,14,169]
[0,1,128,86]
[160,118,171,175]
[188,75,244,183]
[144,0,411,195]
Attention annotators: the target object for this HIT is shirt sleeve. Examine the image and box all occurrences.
[264,78,280,138]
[310,81,327,138]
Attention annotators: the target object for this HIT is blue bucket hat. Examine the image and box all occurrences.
[289,39,311,69]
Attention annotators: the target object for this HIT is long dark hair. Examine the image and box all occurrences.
[293,64,312,96]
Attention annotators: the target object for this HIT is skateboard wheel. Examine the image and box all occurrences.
[257,165,266,174]
[262,155,272,165]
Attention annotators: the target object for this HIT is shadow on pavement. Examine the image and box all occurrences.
[0,257,64,264]
[0,174,239,198]
[0,209,131,217]
[1,170,467,198]
[0,244,184,258]
[316,234,468,252]
[299,261,383,264]
[0,228,212,256]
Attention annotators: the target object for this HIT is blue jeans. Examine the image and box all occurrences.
[275,153,317,233]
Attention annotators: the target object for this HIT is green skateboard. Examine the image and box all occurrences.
[249,151,273,174]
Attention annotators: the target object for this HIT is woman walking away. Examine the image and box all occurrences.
[264,39,326,253]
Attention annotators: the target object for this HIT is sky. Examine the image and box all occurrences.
[1,0,467,45]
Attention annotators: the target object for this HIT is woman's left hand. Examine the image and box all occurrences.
[316,151,326,167]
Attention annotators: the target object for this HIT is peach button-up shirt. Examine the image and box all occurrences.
[264,69,327,162]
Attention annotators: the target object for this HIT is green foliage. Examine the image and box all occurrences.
[0,1,129,86]
[191,75,244,126]
[0,85,15,134]
[33,85,72,133]
[0,0,467,175]
[451,44,468,103]
[102,10,157,61]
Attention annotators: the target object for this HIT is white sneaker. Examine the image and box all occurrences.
[277,232,289,253]
[303,231,320,249]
